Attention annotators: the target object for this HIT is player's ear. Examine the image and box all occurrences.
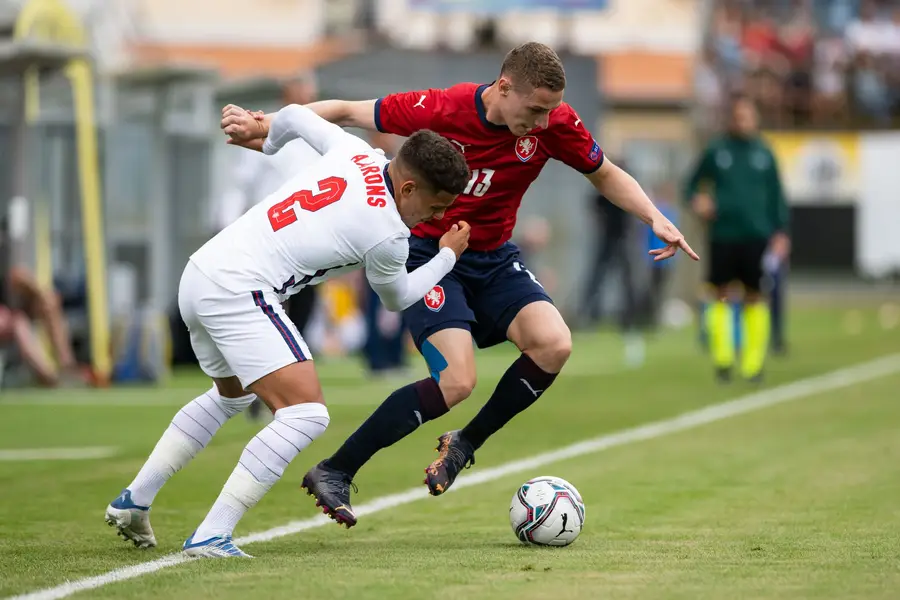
[400,180,417,198]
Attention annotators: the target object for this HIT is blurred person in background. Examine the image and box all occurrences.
[825,0,862,34]
[579,159,638,329]
[685,94,790,384]
[641,182,679,331]
[852,51,891,124]
[361,131,410,376]
[0,299,58,387]
[0,268,80,387]
[780,0,817,124]
[811,33,850,125]
[741,6,792,125]
[888,6,900,112]
[845,0,892,57]
[694,44,727,140]
[709,2,746,87]
[305,274,368,359]
[0,218,62,387]
[0,212,78,387]
[617,182,681,368]
[513,216,555,294]
[844,1,895,125]
[763,241,789,355]
[210,72,322,421]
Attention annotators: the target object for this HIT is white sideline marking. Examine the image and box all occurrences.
[9,353,900,600]
[0,447,117,462]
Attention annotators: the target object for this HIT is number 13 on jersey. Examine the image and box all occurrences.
[268,176,348,232]
[463,168,495,198]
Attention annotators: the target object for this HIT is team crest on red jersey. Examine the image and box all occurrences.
[424,285,445,312]
[515,136,539,162]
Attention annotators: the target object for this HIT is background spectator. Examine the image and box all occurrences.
[702,0,900,128]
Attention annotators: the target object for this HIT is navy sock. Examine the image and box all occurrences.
[327,378,448,478]
[461,353,558,451]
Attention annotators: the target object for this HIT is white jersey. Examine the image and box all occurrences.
[192,146,401,300]
[190,103,457,312]
[210,137,322,232]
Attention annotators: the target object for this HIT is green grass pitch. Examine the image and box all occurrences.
[1,305,899,599]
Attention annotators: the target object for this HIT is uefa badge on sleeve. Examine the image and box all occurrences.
[588,140,601,163]
[424,285,445,312]
[515,136,538,163]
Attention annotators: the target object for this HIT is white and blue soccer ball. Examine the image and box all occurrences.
[509,475,585,546]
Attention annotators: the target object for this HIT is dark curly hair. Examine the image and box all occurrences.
[396,130,470,195]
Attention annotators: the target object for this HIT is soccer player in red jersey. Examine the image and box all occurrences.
[222,42,698,528]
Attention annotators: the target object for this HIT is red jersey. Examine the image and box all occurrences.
[374,82,604,251]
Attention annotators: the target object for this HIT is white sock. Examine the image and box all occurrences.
[193,402,330,540]
[127,386,257,507]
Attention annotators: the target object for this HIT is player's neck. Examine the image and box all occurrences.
[385,160,400,208]
[481,83,507,127]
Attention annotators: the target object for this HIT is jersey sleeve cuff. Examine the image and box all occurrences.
[437,246,457,269]
[373,98,386,133]
[577,152,604,175]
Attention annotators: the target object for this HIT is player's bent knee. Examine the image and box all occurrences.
[219,392,258,416]
[422,328,477,407]
[530,326,572,374]
[438,366,477,408]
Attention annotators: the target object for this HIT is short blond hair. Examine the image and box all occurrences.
[500,42,566,92]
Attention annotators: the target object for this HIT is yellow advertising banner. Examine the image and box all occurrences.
[762,131,860,204]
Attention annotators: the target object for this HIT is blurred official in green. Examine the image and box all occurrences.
[684,94,790,382]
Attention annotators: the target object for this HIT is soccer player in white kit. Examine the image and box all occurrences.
[104,103,472,558]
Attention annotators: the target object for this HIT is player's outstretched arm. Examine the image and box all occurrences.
[304,99,378,130]
[221,103,363,155]
[365,224,469,312]
[587,159,699,262]
[261,104,364,156]
[223,92,428,147]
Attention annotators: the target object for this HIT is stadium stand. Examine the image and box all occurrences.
[701,0,900,131]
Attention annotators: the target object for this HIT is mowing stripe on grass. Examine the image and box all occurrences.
[9,353,900,600]
[0,447,117,461]
[0,361,633,408]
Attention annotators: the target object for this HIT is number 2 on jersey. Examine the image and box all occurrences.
[463,168,495,197]
[267,176,348,232]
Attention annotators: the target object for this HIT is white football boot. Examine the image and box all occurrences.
[182,531,254,558]
[105,489,157,548]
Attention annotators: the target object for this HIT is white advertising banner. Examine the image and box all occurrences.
[858,132,900,278]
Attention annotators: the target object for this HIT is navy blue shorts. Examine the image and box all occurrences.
[404,235,553,350]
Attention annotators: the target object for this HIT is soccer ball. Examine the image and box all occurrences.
[509,475,585,546]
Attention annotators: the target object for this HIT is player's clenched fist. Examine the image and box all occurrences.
[220,104,267,142]
[439,221,471,259]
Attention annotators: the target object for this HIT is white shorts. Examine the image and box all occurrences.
[178,261,312,389]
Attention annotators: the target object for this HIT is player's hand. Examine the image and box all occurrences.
[221,104,268,142]
[691,193,716,221]
[649,216,700,262]
[439,221,471,260]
